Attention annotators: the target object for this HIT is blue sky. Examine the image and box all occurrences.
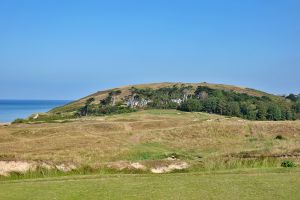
[0,0,299,100]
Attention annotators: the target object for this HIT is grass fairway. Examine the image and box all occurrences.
[1,169,300,200]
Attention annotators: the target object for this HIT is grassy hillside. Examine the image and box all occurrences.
[50,82,278,114]
[45,82,300,123]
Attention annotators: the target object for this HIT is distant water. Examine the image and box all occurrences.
[0,100,71,122]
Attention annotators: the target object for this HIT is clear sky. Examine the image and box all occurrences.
[0,0,299,100]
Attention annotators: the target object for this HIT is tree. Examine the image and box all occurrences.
[256,102,267,120]
[100,95,112,106]
[294,101,300,120]
[203,97,218,113]
[240,102,257,120]
[285,108,293,120]
[194,86,213,96]
[286,94,297,102]
[169,85,181,99]
[267,104,282,121]
[247,104,257,120]
[80,97,95,116]
[178,99,203,112]
[294,101,300,113]
[212,90,223,98]
[226,101,241,116]
[217,98,226,115]
[86,97,95,105]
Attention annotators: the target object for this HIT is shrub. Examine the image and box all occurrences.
[281,160,296,168]
[12,118,26,124]
[274,135,284,140]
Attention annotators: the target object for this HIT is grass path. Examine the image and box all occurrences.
[1,169,300,200]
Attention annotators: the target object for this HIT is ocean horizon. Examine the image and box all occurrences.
[0,99,72,122]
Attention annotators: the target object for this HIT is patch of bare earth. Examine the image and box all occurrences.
[0,161,35,176]
[0,161,77,177]
[150,162,189,173]
[106,161,189,173]
[106,161,147,171]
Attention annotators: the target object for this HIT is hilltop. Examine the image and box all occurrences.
[48,82,299,122]
[50,82,273,113]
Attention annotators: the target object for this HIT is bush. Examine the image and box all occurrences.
[12,118,26,124]
[281,160,296,168]
[96,106,136,115]
[274,135,284,140]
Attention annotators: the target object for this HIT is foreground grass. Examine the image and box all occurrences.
[0,169,299,200]
[1,110,300,199]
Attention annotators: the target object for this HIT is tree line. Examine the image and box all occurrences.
[178,86,299,121]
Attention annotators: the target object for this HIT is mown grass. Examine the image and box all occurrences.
[1,169,300,200]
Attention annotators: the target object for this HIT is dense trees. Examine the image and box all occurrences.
[294,101,300,119]
[266,104,281,121]
[177,86,299,121]
[226,101,241,116]
[256,102,267,120]
[295,101,300,113]
[178,99,203,112]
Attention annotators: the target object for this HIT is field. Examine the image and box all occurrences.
[1,169,300,200]
[1,110,300,168]
[1,109,300,199]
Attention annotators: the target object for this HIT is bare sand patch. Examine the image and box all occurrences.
[107,161,146,171]
[0,161,35,176]
[55,163,77,172]
[150,162,189,173]
[0,161,78,176]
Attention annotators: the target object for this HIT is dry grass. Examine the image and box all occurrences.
[1,109,300,171]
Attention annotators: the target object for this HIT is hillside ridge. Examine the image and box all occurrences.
[50,82,276,113]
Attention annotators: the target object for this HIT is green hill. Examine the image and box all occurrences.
[49,82,299,121]
[50,82,271,113]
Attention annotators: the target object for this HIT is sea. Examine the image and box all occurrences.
[0,100,71,122]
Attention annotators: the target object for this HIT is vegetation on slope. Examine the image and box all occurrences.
[49,82,273,114]
[65,83,300,121]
